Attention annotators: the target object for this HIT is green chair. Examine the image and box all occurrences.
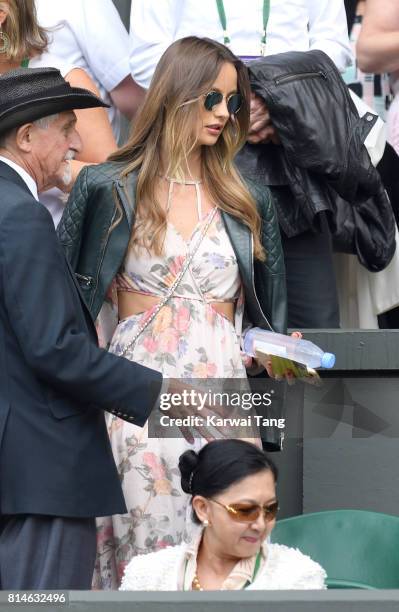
[271,509,399,589]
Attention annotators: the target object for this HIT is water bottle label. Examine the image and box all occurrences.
[254,340,288,359]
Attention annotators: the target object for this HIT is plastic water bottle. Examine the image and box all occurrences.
[243,328,335,369]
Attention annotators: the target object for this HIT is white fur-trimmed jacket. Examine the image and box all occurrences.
[120,541,327,591]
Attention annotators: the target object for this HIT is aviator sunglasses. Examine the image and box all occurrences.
[210,499,279,523]
[204,90,242,115]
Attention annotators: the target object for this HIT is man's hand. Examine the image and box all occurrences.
[247,92,280,144]
[164,381,214,443]
[163,379,257,442]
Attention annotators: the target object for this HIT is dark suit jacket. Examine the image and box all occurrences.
[0,161,162,518]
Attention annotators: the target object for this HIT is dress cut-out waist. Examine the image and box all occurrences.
[117,289,236,323]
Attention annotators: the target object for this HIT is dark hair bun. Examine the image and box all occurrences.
[179,450,199,494]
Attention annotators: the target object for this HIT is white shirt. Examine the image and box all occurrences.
[0,156,39,201]
[28,50,73,79]
[36,0,131,141]
[129,0,353,89]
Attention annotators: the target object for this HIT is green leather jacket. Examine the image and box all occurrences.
[57,162,287,334]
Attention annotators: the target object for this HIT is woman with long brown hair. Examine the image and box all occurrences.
[0,0,116,224]
[58,36,287,589]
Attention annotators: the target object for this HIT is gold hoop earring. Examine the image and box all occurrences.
[0,25,10,54]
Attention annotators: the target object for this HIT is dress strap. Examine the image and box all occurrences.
[195,181,202,221]
[165,178,202,221]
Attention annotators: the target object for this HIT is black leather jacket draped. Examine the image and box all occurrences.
[237,50,395,272]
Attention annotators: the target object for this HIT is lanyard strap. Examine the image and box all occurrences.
[215,0,270,55]
[261,0,270,53]
[244,550,262,588]
[216,0,230,46]
[20,58,29,68]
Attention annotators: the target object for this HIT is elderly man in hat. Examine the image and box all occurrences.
[0,67,164,590]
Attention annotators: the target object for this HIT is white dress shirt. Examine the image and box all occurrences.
[36,0,131,141]
[129,0,353,89]
[28,51,73,81]
[0,156,39,201]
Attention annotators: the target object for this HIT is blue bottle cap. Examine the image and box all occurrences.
[321,352,335,368]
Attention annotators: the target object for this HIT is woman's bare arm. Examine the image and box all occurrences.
[63,67,118,187]
[357,0,399,73]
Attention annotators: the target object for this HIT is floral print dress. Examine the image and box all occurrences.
[94,207,251,589]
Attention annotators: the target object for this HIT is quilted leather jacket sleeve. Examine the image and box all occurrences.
[250,180,287,334]
[57,166,90,270]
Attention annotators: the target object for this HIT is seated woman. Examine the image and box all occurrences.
[120,440,326,591]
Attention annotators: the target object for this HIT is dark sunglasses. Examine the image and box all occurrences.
[204,91,242,115]
[210,498,279,523]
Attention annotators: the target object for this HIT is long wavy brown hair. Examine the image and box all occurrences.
[0,0,48,61]
[110,36,265,260]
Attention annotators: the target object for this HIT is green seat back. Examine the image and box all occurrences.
[271,509,399,589]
